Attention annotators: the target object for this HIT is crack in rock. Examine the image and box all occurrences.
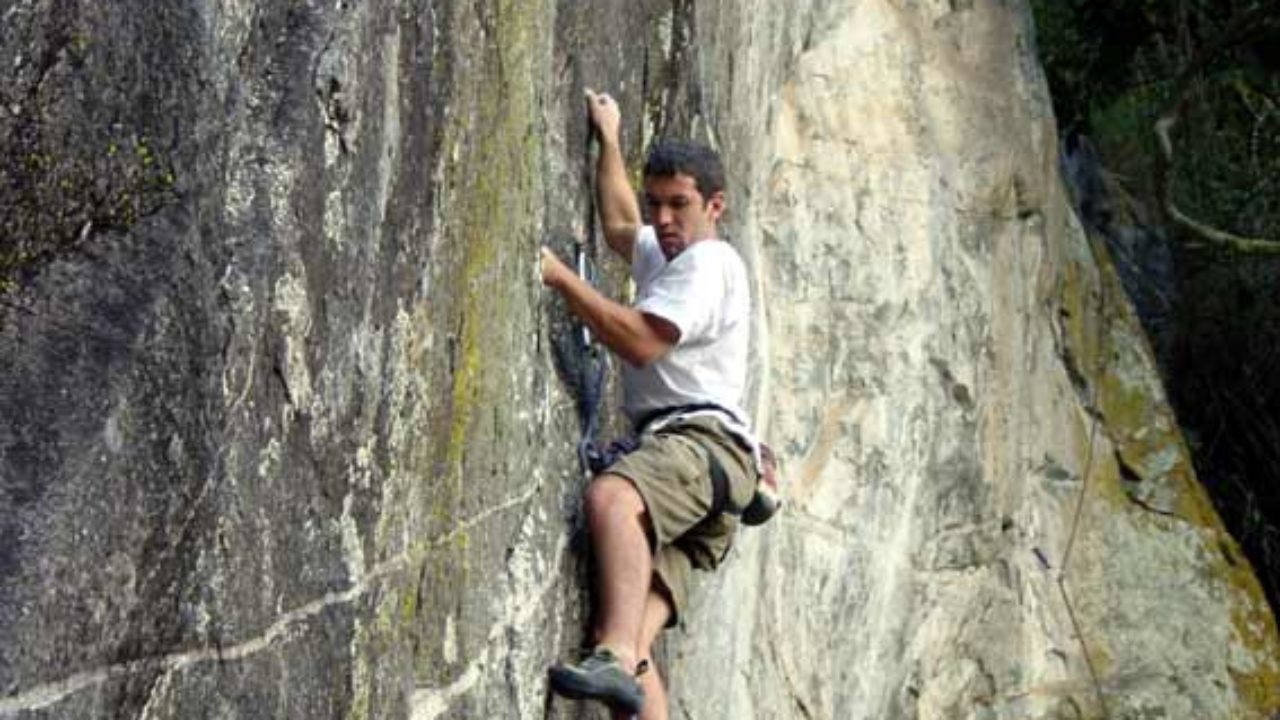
[0,486,540,716]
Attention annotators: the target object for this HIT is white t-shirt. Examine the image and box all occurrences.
[623,226,754,444]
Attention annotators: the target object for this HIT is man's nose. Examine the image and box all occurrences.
[653,204,673,225]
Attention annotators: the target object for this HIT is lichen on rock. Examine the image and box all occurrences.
[0,1,1276,719]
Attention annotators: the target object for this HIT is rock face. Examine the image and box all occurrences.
[0,1,1276,719]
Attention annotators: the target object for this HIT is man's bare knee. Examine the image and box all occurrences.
[585,474,657,550]
[584,474,646,521]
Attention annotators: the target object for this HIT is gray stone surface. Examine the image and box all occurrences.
[1,1,1276,719]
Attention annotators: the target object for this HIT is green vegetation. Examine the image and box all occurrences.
[1031,0,1279,242]
[1031,0,1280,627]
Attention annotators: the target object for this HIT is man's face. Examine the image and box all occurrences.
[643,173,725,260]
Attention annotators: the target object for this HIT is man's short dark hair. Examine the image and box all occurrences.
[644,139,726,200]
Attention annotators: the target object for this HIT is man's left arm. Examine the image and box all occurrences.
[541,247,677,367]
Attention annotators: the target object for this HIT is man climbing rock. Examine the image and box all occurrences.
[540,88,770,719]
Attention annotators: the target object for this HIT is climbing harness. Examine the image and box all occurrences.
[564,226,780,526]
[587,399,783,526]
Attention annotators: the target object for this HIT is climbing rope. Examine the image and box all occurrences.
[1055,245,1112,719]
[572,239,609,476]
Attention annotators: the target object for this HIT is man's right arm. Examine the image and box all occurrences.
[541,247,676,367]
[585,89,641,262]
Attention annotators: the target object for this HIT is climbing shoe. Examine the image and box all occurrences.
[741,442,783,526]
[548,646,645,714]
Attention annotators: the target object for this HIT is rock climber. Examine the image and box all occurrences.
[541,88,772,719]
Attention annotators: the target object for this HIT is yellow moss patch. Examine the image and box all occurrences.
[1070,228,1280,715]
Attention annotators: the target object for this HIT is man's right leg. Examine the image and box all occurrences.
[585,473,654,672]
[547,473,654,714]
[552,424,730,713]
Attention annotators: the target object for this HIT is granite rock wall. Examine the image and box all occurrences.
[1,1,1276,718]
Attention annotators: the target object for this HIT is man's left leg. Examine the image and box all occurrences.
[611,585,672,720]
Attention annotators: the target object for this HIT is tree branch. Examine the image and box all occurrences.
[1152,1,1280,252]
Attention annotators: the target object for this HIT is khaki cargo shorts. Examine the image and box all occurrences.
[600,415,757,625]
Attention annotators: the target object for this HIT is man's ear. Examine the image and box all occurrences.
[706,191,726,222]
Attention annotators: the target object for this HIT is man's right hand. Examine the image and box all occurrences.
[584,88,621,142]
[540,246,572,288]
